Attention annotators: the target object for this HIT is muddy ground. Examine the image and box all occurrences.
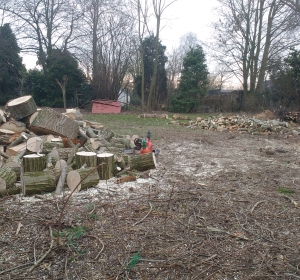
[1,125,300,279]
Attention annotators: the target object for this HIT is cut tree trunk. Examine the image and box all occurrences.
[67,167,99,192]
[4,150,26,179]
[65,110,84,121]
[23,154,46,172]
[129,152,156,171]
[23,171,56,195]
[0,120,27,134]
[97,153,114,180]
[0,129,15,136]
[0,135,11,146]
[75,151,97,169]
[138,113,168,119]
[26,136,43,153]
[6,142,27,156]
[0,167,17,190]
[6,95,37,121]
[29,108,79,139]
[84,121,104,131]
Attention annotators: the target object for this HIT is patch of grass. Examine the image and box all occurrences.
[126,251,141,271]
[278,187,295,194]
[88,213,101,220]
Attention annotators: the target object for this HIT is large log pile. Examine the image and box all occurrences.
[0,95,157,197]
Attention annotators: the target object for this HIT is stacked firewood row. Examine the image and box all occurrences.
[0,95,156,196]
[168,113,297,135]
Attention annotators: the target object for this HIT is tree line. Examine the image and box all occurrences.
[1,0,300,113]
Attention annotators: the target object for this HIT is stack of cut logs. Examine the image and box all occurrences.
[0,95,156,196]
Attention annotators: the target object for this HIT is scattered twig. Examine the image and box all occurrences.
[250,200,267,214]
[284,273,300,279]
[28,226,54,273]
[15,222,23,235]
[283,196,299,207]
[133,202,153,226]
[86,235,105,260]
[0,262,34,275]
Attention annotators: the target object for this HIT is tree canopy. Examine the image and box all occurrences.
[169,45,209,113]
[0,23,24,104]
[134,35,168,107]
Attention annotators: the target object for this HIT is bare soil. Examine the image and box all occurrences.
[1,126,300,279]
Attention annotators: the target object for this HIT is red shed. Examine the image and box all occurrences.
[92,100,121,114]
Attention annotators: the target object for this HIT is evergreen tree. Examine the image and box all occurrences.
[0,23,25,104]
[134,35,167,106]
[24,49,86,107]
[169,45,209,113]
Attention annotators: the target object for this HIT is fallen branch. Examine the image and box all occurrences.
[86,235,105,260]
[133,202,153,226]
[28,226,54,273]
[250,200,267,214]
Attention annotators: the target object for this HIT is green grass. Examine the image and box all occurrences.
[278,187,295,194]
[84,112,213,137]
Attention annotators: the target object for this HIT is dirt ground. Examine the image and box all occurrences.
[1,125,300,279]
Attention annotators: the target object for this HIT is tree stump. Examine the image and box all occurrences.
[0,167,17,190]
[97,153,114,180]
[75,151,97,169]
[23,154,46,172]
[29,108,79,139]
[6,95,37,121]
[23,171,56,195]
[67,167,99,192]
[129,152,156,171]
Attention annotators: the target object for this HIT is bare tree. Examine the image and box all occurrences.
[166,32,200,96]
[78,0,137,100]
[147,0,177,110]
[211,0,300,99]
[0,0,82,73]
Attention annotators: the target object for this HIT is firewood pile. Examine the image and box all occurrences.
[0,95,156,196]
[168,113,300,135]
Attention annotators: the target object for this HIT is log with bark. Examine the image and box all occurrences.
[0,167,17,190]
[84,120,104,131]
[75,151,97,169]
[29,108,79,139]
[0,135,12,146]
[0,120,27,134]
[129,152,156,171]
[6,95,37,120]
[6,142,27,157]
[23,154,46,172]
[138,113,168,119]
[23,171,56,195]
[4,150,26,179]
[66,167,99,192]
[97,153,114,180]
[65,109,84,121]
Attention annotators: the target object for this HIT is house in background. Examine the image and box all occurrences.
[118,90,130,107]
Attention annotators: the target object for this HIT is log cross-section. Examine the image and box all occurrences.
[6,95,37,120]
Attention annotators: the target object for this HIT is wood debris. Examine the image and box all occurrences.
[0,95,157,196]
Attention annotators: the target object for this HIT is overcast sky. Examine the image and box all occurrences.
[22,0,220,68]
[160,0,220,51]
